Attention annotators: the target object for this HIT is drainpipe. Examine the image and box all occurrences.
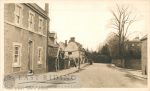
[45,3,49,72]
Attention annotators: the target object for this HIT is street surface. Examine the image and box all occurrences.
[76,63,147,88]
[14,63,147,88]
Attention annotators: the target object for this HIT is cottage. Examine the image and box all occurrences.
[141,35,147,75]
[64,37,86,68]
[4,3,49,76]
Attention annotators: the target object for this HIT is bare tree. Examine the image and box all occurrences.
[110,4,136,60]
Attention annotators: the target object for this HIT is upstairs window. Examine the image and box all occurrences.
[14,4,23,25]
[38,17,43,34]
[28,11,35,31]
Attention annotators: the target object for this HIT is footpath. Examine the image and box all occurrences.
[14,63,89,88]
[110,64,147,80]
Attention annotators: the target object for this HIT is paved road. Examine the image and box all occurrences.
[14,63,147,88]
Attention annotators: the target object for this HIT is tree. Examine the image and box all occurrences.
[110,4,136,59]
[101,44,110,56]
[106,33,119,59]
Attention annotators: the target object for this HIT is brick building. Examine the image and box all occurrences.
[4,3,49,76]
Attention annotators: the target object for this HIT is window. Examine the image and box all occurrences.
[28,11,35,31]
[68,52,72,55]
[38,17,43,34]
[132,44,135,46]
[13,43,22,67]
[14,4,23,25]
[37,47,43,64]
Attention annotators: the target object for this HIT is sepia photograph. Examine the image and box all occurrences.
[1,0,149,89]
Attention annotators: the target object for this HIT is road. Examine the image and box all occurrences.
[75,63,147,88]
[14,63,147,88]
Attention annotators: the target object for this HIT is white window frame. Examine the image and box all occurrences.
[14,4,23,26]
[12,42,22,67]
[37,47,43,64]
[38,16,43,34]
[28,10,35,31]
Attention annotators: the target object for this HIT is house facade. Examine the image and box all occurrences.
[141,35,147,75]
[4,3,49,76]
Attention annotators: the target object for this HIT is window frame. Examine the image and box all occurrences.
[28,10,35,31]
[12,42,22,67]
[14,4,23,26]
[37,47,43,64]
[38,16,43,34]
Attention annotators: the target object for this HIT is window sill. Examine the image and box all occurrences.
[37,61,42,65]
[12,64,21,67]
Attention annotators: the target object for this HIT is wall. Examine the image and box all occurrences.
[112,59,141,70]
[125,59,141,70]
[141,39,147,75]
[112,59,125,68]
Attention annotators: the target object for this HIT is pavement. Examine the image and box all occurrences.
[13,63,89,88]
[110,64,147,80]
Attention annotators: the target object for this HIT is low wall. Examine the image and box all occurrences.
[125,59,141,70]
[112,59,141,70]
[112,59,125,67]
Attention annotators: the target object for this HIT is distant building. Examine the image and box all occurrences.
[47,32,59,71]
[64,37,86,67]
[4,3,49,76]
[141,35,147,75]
[125,37,141,58]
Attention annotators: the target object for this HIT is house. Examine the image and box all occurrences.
[141,35,147,75]
[47,32,60,71]
[64,37,86,68]
[4,3,49,76]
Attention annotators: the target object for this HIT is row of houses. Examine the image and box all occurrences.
[4,3,86,76]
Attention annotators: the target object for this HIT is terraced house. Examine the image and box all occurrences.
[4,3,49,76]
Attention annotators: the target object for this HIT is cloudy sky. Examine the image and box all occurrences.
[37,0,149,51]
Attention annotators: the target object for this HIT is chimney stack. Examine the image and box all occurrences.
[45,3,49,16]
[70,37,75,42]
[65,40,67,47]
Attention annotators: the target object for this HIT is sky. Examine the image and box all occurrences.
[37,0,150,51]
